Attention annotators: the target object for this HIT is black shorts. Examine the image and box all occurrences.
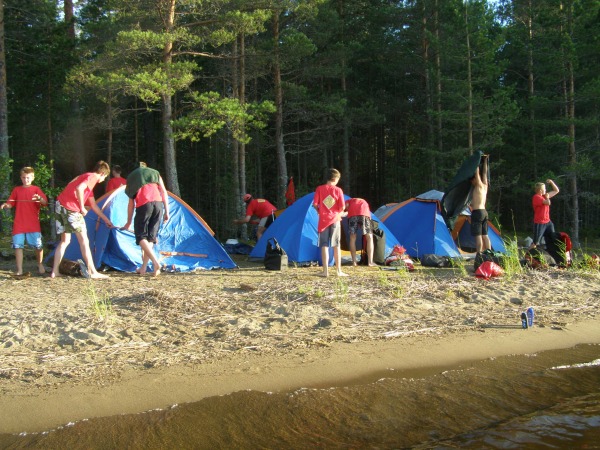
[471,209,488,237]
[134,201,164,245]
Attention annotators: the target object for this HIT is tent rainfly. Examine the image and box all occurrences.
[60,186,237,272]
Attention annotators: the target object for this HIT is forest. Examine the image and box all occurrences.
[0,0,599,245]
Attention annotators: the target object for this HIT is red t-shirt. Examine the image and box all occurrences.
[106,176,126,192]
[313,184,345,232]
[135,183,163,207]
[246,199,276,219]
[532,193,550,224]
[6,185,47,235]
[57,173,102,213]
[345,198,371,218]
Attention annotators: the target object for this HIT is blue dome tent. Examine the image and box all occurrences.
[59,186,236,272]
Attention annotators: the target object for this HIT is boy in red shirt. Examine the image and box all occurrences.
[233,194,276,240]
[106,165,127,192]
[1,167,48,275]
[345,197,376,266]
[50,161,114,279]
[313,168,347,277]
[530,179,559,249]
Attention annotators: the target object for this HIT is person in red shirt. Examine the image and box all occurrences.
[50,161,114,279]
[106,165,126,193]
[345,197,376,267]
[313,168,347,277]
[530,179,559,249]
[233,194,276,240]
[1,167,48,275]
[122,163,169,277]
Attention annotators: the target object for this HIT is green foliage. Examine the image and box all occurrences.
[0,156,14,234]
[172,92,275,144]
[32,155,61,231]
[86,282,114,322]
[500,238,524,280]
[4,0,600,241]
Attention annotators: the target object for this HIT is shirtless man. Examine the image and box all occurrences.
[470,154,491,253]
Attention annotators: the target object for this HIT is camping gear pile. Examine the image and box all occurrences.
[385,245,415,271]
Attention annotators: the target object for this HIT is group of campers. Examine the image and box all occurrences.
[2,160,560,278]
[2,161,168,278]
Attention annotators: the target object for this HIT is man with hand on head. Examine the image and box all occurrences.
[530,179,560,250]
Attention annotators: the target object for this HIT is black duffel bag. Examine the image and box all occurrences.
[264,238,288,270]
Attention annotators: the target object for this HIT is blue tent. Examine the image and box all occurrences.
[376,191,461,258]
[61,186,236,272]
[375,190,505,258]
[249,192,401,265]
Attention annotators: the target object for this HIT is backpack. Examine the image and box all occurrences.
[474,249,504,271]
[264,238,288,270]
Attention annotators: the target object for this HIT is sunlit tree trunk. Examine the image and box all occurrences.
[161,0,180,196]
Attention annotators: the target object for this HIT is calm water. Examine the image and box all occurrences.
[1,344,599,449]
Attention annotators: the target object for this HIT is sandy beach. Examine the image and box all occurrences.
[1,256,599,434]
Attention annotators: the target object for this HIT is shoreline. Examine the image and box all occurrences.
[2,318,600,434]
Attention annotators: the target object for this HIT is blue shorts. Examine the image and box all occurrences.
[12,232,43,250]
[318,222,341,248]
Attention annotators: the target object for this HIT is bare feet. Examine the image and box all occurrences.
[337,271,349,277]
[38,264,47,274]
[90,273,109,279]
[151,268,161,277]
[317,272,328,278]
[368,263,377,267]
[136,268,145,275]
[352,262,357,267]
[50,271,61,279]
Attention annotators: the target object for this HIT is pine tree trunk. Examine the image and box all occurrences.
[464,2,473,153]
[65,0,86,173]
[161,0,180,196]
[0,0,9,190]
[565,1,579,243]
[273,13,288,208]
[526,0,538,179]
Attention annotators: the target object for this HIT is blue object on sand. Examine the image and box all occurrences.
[521,312,528,329]
[526,307,534,327]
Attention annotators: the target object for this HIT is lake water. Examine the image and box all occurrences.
[1,344,599,449]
